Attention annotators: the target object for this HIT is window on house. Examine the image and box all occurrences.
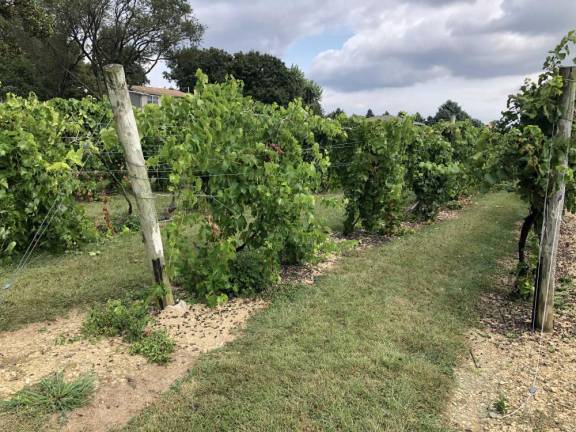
[148,95,160,104]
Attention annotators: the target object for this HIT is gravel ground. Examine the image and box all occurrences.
[447,212,576,432]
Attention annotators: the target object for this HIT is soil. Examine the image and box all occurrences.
[0,299,266,432]
[446,212,576,432]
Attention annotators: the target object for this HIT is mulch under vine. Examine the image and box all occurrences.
[447,212,576,432]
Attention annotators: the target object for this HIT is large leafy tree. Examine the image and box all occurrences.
[54,0,204,93]
[0,0,53,55]
[0,27,97,99]
[166,47,234,91]
[166,48,322,112]
[0,0,96,99]
[1,0,204,98]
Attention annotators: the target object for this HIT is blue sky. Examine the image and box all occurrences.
[283,30,354,74]
[149,0,576,122]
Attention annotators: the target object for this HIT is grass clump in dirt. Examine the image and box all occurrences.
[1,373,94,420]
[492,393,509,415]
[130,330,176,364]
[82,298,175,364]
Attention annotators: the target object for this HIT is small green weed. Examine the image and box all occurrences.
[54,334,82,346]
[1,373,94,418]
[82,299,149,342]
[129,330,176,364]
[83,298,176,364]
[555,276,573,310]
[493,394,508,415]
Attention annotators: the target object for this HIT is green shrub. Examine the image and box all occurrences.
[134,72,343,304]
[129,330,176,364]
[331,116,413,235]
[0,95,97,257]
[406,127,462,220]
[231,247,280,294]
[1,373,94,416]
[82,299,149,342]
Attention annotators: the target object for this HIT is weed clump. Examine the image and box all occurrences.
[1,373,94,418]
[130,330,176,364]
[83,298,175,364]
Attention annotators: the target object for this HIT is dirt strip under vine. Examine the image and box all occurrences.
[447,213,576,432]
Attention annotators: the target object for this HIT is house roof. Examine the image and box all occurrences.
[129,85,188,97]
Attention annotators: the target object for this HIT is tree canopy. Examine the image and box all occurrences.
[166,48,322,113]
[0,0,53,55]
[365,108,375,118]
[428,100,483,127]
[0,0,204,99]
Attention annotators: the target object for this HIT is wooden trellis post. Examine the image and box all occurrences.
[103,64,174,308]
[532,66,576,332]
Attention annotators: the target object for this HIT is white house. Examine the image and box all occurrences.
[128,85,188,108]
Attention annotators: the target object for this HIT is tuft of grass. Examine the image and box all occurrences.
[130,330,176,364]
[1,373,94,418]
[492,394,508,415]
[122,192,525,431]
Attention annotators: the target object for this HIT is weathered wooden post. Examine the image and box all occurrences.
[103,64,174,308]
[532,66,576,332]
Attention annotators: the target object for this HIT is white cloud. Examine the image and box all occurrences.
[321,73,539,122]
[148,0,576,120]
[309,0,571,91]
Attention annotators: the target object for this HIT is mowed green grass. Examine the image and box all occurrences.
[120,192,525,432]
[0,194,344,332]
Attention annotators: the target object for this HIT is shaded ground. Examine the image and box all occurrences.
[446,213,576,432]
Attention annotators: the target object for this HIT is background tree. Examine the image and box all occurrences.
[366,108,375,118]
[429,99,483,126]
[0,26,97,99]
[327,108,345,119]
[0,0,53,55]
[166,48,323,111]
[414,112,425,123]
[166,47,234,91]
[290,65,322,115]
[57,0,204,94]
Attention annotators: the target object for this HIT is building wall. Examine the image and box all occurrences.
[128,92,161,109]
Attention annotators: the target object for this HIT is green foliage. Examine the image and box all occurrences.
[128,71,341,303]
[231,247,280,295]
[82,299,149,342]
[0,0,53,56]
[328,114,484,230]
[166,48,322,112]
[482,30,576,291]
[492,394,508,415]
[406,126,462,219]
[1,373,94,417]
[332,115,413,235]
[0,94,96,256]
[129,330,176,364]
